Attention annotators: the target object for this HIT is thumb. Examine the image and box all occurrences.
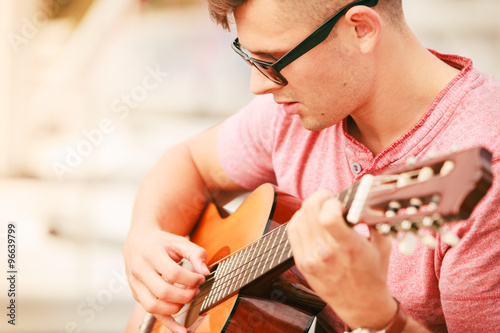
[169,235,210,276]
[185,243,210,276]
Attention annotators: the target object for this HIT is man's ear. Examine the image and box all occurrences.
[344,7,381,54]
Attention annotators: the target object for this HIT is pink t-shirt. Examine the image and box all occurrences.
[217,52,500,331]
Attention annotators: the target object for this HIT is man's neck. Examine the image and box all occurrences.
[347,29,461,156]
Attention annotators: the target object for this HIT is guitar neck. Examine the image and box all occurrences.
[200,223,292,312]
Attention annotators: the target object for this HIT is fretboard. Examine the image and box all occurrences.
[200,221,291,312]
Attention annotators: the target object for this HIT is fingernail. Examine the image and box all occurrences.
[198,276,206,286]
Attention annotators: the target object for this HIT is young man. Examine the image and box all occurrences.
[123,0,500,332]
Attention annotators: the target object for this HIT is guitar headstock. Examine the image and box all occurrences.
[345,146,493,254]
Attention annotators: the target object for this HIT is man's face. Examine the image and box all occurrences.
[234,0,374,131]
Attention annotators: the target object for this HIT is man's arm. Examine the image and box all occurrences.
[123,124,246,333]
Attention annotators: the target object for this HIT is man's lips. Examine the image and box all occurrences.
[276,100,300,115]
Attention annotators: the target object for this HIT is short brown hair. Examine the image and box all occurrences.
[207,0,403,31]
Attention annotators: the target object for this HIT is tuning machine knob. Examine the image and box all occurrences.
[397,231,417,256]
[422,216,460,247]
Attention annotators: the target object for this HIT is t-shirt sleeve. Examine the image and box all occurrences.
[216,95,279,190]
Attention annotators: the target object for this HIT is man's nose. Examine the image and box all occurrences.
[249,67,282,95]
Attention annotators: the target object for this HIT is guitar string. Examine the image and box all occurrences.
[183,175,401,298]
[178,184,356,312]
[171,174,419,319]
[199,223,289,291]
[174,229,292,317]
[176,223,288,312]
[168,222,289,318]
[205,222,289,270]
[181,174,425,310]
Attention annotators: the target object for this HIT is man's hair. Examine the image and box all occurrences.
[207,0,404,31]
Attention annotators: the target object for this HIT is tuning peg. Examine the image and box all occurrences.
[377,223,417,256]
[385,201,401,217]
[406,156,417,165]
[418,166,434,182]
[422,216,460,247]
[427,195,441,211]
[406,198,423,215]
[400,219,438,250]
[439,230,460,247]
[440,160,455,176]
[398,232,417,255]
[396,173,412,188]
[377,223,395,235]
[417,232,438,249]
[427,150,438,159]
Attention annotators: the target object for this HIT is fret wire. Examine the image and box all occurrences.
[204,223,294,309]
[219,225,286,294]
[211,258,228,303]
[223,243,245,296]
[276,225,291,267]
[202,234,294,310]
[219,253,236,301]
[269,224,288,271]
[206,259,224,306]
[231,244,247,291]
[259,225,280,276]
[216,255,235,302]
[237,238,258,289]
[251,232,269,280]
[239,232,291,288]
[228,241,254,296]
[245,236,265,285]
[259,224,284,276]
[230,237,262,294]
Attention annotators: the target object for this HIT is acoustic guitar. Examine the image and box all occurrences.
[126,146,492,333]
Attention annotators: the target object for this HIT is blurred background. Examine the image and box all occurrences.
[0,0,499,332]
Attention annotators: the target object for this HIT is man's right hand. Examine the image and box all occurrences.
[123,226,210,333]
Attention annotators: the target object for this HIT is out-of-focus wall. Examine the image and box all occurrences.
[404,0,500,78]
[0,1,498,333]
[0,1,252,332]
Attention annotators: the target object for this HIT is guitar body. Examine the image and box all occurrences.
[128,184,328,333]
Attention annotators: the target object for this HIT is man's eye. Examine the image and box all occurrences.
[250,52,280,63]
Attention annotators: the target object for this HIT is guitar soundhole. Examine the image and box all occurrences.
[208,246,231,266]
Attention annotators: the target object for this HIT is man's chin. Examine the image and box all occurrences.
[299,117,327,132]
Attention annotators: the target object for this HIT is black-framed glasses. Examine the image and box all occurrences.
[232,0,378,86]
